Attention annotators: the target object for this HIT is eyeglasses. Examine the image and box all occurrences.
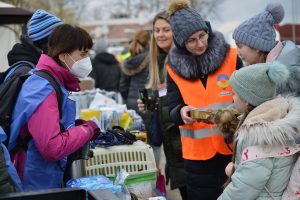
[185,32,209,47]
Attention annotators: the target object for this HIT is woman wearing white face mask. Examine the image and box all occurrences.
[63,52,93,79]
[9,24,100,191]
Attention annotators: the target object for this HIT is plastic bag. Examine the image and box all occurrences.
[119,112,133,131]
[66,176,122,193]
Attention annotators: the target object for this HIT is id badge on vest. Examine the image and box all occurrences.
[158,83,167,97]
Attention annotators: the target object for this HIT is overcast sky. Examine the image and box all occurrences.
[207,0,299,44]
[210,0,297,28]
[84,0,298,24]
[83,0,299,44]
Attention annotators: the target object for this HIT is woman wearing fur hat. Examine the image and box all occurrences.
[166,0,243,199]
[218,62,299,200]
[233,2,300,95]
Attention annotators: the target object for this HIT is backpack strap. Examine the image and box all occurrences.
[240,144,300,164]
[10,70,65,154]
[11,61,35,69]
[3,61,35,82]
[33,70,63,119]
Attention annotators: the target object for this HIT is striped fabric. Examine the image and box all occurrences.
[28,9,62,42]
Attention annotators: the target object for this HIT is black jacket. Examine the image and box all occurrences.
[158,95,185,189]
[0,35,42,83]
[167,31,243,125]
[119,50,149,111]
[7,35,42,66]
[90,52,121,92]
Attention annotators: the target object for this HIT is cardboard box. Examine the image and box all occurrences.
[79,78,95,91]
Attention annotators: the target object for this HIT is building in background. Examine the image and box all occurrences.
[0,2,32,71]
[81,18,152,47]
[277,24,300,45]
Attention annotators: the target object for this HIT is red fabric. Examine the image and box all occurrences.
[36,54,80,92]
[156,171,167,196]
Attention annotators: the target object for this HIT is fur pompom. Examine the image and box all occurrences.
[167,0,191,16]
[265,2,284,24]
[268,62,289,87]
[276,65,300,94]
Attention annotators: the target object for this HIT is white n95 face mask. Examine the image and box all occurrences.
[68,54,92,78]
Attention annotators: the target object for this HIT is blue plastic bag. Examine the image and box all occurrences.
[67,176,122,193]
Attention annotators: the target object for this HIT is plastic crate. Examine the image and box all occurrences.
[84,141,157,177]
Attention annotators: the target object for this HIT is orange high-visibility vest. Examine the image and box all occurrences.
[167,48,237,160]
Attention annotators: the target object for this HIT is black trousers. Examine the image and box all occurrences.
[179,186,187,200]
[184,153,231,200]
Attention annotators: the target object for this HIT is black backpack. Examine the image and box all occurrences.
[0,63,63,148]
[0,147,17,194]
[0,62,63,194]
[0,61,36,84]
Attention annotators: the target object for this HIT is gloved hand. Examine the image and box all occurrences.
[75,119,100,140]
[75,119,86,126]
[85,120,100,140]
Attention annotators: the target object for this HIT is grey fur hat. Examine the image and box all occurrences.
[167,0,208,48]
[233,2,284,52]
[230,62,289,106]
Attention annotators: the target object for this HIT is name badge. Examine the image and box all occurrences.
[158,87,167,97]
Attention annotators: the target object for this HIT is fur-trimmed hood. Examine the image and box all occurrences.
[120,51,149,76]
[236,96,300,147]
[168,31,230,80]
[276,41,300,95]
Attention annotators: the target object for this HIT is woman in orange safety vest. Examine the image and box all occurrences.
[166,0,243,199]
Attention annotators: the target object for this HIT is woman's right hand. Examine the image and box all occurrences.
[137,98,146,113]
[75,119,100,140]
[180,105,197,124]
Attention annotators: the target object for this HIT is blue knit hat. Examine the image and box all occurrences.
[230,62,289,106]
[167,0,208,48]
[28,9,62,42]
[233,3,284,52]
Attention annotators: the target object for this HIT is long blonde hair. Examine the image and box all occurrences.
[128,30,150,57]
[146,11,171,90]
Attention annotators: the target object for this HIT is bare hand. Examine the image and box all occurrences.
[180,105,197,124]
[137,98,145,113]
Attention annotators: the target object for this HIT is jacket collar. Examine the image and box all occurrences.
[236,97,300,147]
[168,31,230,80]
[36,54,80,92]
[121,51,149,76]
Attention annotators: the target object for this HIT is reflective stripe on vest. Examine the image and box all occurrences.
[180,126,221,139]
[167,48,237,160]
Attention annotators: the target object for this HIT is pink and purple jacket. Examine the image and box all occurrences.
[10,54,94,191]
